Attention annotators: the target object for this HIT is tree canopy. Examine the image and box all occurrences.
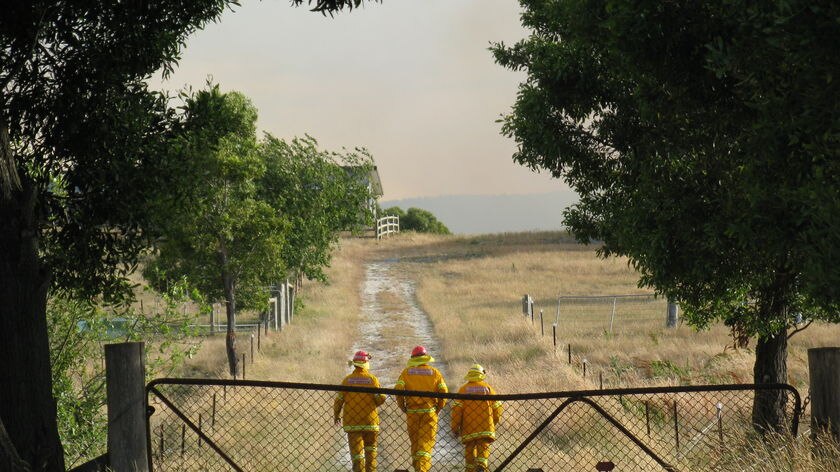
[146,86,375,376]
[146,87,285,310]
[262,136,375,279]
[494,0,839,431]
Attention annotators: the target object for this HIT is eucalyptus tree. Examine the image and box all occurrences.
[1,1,373,468]
[494,0,839,432]
[259,135,376,282]
[147,90,376,377]
[146,87,287,378]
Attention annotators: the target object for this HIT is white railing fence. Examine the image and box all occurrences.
[376,215,400,239]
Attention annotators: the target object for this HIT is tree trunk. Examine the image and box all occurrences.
[752,327,789,433]
[0,180,65,471]
[219,246,238,378]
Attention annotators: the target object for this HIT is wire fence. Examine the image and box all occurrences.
[553,294,667,335]
[146,379,800,471]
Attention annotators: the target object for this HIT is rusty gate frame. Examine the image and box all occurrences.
[146,379,801,472]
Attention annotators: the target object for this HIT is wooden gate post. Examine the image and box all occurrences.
[105,342,149,471]
[808,347,840,441]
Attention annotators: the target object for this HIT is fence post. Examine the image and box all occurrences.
[268,296,278,332]
[210,304,216,333]
[250,334,254,363]
[278,282,286,331]
[666,300,679,328]
[540,310,544,336]
[288,284,296,323]
[105,342,149,471]
[552,324,557,353]
[808,347,840,441]
[522,295,533,318]
[609,297,617,334]
[568,344,572,365]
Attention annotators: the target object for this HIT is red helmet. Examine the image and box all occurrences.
[353,350,371,362]
[411,345,427,357]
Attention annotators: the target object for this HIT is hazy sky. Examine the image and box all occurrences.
[153,0,570,201]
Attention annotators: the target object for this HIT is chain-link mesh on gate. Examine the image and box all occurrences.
[146,379,800,472]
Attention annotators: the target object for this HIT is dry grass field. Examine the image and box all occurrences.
[170,230,840,471]
[179,230,840,389]
[337,232,839,394]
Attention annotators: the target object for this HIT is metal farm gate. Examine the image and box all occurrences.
[146,379,800,471]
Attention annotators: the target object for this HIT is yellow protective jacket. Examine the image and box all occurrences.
[394,364,448,414]
[334,367,387,432]
[450,381,503,443]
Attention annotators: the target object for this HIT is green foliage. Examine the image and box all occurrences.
[291,0,375,13]
[608,355,634,383]
[48,282,202,467]
[493,0,840,336]
[383,206,451,234]
[381,206,406,220]
[147,86,375,307]
[146,86,375,377]
[259,135,375,282]
[1,2,241,467]
[649,360,692,382]
[146,86,287,311]
[2,1,244,307]
[494,1,840,430]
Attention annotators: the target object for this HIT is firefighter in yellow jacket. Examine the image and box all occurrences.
[334,350,387,472]
[451,364,503,472]
[394,345,448,472]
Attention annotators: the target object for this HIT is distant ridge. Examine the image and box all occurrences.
[381,190,579,235]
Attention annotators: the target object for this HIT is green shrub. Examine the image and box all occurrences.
[382,206,450,234]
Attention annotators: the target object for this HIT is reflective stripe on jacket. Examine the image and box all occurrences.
[334,367,386,432]
[450,381,503,443]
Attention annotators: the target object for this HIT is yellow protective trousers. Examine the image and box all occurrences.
[347,431,378,472]
[464,438,492,471]
[406,411,438,472]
